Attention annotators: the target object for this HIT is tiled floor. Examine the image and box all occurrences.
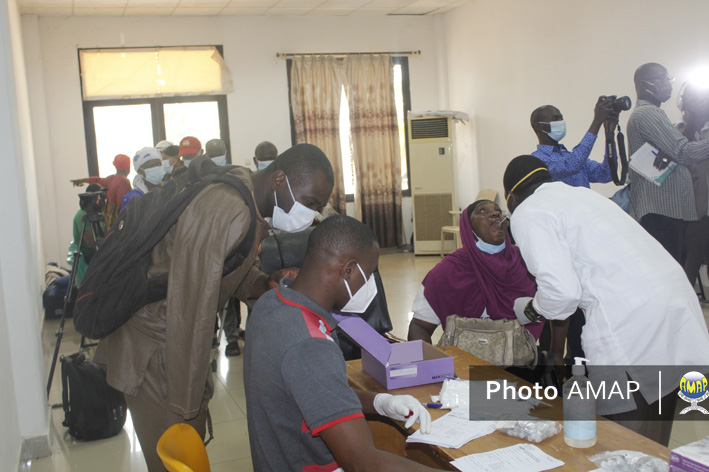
[21,253,709,471]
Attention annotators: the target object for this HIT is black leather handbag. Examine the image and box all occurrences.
[259,228,393,360]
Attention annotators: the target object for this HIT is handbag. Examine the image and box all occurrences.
[437,315,538,368]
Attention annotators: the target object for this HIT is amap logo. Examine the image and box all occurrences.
[678,371,709,415]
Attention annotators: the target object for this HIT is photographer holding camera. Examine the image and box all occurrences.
[628,62,709,263]
[530,97,618,188]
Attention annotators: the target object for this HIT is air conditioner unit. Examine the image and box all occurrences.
[408,116,457,255]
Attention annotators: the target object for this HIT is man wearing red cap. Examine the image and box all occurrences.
[178,136,203,168]
[71,154,132,228]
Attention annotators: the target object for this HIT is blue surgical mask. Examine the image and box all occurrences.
[257,160,274,171]
[162,159,174,175]
[211,154,227,167]
[544,120,566,142]
[473,231,506,254]
[144,166,166,185]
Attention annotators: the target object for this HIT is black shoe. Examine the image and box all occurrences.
[225,341,241,357]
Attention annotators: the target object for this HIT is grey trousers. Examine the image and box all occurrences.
[125,353,213,472]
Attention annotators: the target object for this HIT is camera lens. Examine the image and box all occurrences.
[613,96,632,112]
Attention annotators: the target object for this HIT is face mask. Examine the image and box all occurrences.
[183,158,192,168]
[211,154,227,167]
[271,176,317,232]
[544,120,566,141]
[144,166,166,185]
[162,159,174,175]
[257,160,274,171]
[473,230,506,254]
[341,264,378,314]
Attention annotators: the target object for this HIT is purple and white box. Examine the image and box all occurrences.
[671,436,709,472]
[336,314,455,390]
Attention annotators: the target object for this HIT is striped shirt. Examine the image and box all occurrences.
[627,99,709,221]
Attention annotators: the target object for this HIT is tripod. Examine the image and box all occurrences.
[46,208,106,399]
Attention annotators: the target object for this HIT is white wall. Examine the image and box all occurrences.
[24,14,442,262]
[442,0,709,209]
[1,0,50,466]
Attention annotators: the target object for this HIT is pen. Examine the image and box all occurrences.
[423,403,442,408]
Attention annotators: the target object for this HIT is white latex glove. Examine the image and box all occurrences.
[513,296,534,325]
[373,393,432,434]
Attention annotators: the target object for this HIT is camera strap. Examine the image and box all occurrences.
[606,124,628,186]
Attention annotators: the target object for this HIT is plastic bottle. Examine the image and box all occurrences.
[563,357,597,448]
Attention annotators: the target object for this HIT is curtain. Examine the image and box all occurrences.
[346,55,404,248]
[289,57,347,214]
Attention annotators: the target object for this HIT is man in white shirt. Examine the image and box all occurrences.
[503,154,709,446]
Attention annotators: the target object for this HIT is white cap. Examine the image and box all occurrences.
[572,357,589,376]
[133,147,162,171]
[155,140,173,152]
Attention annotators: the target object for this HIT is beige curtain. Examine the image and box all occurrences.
[289,57,347,214]
[346,55,404,248]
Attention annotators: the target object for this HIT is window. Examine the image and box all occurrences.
[339,57,412,198]
[79,46,231,178]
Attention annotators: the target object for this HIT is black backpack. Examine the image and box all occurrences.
[60,352,127,440]
[73,160,257,339]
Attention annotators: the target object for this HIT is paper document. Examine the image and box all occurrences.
[406,409,495,449]
[450,443,564,472]
[628,142,676,186]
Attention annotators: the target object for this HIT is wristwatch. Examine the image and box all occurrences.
[523,300,542,323]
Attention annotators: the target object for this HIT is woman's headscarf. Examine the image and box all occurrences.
[422,200,543,339]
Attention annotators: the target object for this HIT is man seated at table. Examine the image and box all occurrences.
[245,215,437,472]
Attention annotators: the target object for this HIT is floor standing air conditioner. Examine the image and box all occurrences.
[408,116,457,255]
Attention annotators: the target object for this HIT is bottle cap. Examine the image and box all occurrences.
[572,357,589,376]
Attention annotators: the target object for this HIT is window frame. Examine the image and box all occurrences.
[78,45,231,175]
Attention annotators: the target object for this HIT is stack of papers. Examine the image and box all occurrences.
[406,409,496,449]
[629,142,676,186]
[468,381,536,420]
[450,443,564,472]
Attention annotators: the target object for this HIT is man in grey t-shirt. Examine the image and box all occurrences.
[245,215,436,472]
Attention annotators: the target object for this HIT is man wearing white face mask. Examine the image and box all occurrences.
[121,147,165,211]
[205,138,229,167]
[530,98,615,188]
[245,215,435,472]
[253,140,278,171]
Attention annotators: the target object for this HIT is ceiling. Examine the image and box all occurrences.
[18,0,469,17]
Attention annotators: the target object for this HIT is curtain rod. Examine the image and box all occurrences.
[276,50,420,58]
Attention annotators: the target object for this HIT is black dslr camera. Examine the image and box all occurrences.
[607,95,632,113]
[78,190,107,216]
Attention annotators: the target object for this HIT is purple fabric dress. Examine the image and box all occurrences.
[422,204,544,339]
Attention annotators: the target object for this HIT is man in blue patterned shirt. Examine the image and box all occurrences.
[530,97,615,188]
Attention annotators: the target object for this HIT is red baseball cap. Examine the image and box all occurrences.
[113,154,131,171]
[178,136,202,157]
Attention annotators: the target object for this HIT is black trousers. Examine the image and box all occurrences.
[683,216,709,288]
[640,213,687,263]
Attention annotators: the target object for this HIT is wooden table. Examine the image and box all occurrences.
[346,345,670,470]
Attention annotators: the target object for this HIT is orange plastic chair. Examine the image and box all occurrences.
[156,423,211,472]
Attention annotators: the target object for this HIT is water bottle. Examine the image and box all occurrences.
[563,357,596,448]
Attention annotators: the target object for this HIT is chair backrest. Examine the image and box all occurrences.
[156,423,211,472]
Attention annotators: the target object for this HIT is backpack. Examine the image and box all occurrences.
[60,352,127,440]
[73,159,257,339]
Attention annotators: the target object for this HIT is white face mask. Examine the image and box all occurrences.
[257,160,274,171]
[144,166,166,185]
[542,120,567,141]
[341,264,378,314]
[270,176,317,233]
[162,159,174,175]
[211,154,227,167]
